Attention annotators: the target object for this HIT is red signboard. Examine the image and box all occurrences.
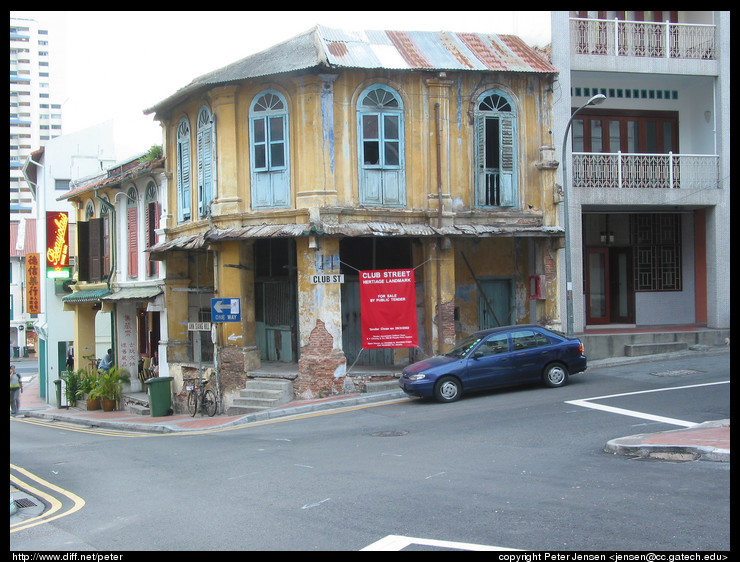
[26,253,41,315]
[360,268,418,349]
[46,211,70,278]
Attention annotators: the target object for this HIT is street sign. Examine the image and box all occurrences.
[211,298,241,323]
[188,322,212,331]
[310,274,344,284]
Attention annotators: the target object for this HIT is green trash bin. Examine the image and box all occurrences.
[53,378,69,408]
[145,376,173,417]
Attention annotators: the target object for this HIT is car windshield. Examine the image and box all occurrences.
[444,334,484,358]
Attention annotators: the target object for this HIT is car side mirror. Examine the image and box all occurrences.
[472,351,484,359]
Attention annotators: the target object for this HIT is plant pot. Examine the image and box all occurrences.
[86,398,101,411]
[101,399,116,412]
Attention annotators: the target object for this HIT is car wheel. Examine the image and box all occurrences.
[543,363,569,388]
[434,376,462,403]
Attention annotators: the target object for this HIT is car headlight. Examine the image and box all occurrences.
[406,373,426,381]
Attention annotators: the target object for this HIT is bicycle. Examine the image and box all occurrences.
[185,376,218,417]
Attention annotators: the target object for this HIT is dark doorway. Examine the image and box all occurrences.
[340,238,413,366]
[255,238,297,362]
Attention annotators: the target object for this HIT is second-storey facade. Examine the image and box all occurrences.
[145,26,561,408]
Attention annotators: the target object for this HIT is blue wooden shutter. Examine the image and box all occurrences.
[499,117,516,207]
[198,109,214,218]
[177,119,191,221]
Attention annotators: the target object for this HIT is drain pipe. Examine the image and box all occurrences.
[434,103,443,355]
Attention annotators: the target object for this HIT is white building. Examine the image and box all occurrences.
[59,150,169,394]
[10,16,64,222]
[22,121,117,403]
[551,11,729,335]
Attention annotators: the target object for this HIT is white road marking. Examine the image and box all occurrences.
[362,534,519,551]
[301,498,330,509]
[565,380,729,428]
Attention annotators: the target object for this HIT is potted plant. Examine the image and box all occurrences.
[90,366,130,411]
[60,369,82,408]
[79,370,100,410]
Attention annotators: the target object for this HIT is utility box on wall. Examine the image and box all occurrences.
[529,275,546,300]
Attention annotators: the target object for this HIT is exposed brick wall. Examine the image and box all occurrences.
[439,300,456,347]
[545,245,556,282]
[218,345,249,411]
[296,319,346,399]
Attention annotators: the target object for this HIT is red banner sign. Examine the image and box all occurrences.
[360,268,418,349]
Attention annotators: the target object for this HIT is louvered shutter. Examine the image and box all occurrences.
[499,117,515,207]
[89,218,103,282]
[128,207,138,278]
[146,201,159,276]
[198,119,213,217]
[476,117,487,205]
[178,131,191,221]
[78,221,90,281]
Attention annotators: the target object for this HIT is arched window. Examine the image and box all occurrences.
[249,90,290,209]
[357,84,405,206]
[145,182,160,277]
[197,106,215,218]
[475,91,518,208]
[176,117,191,221]
[126,187,138,278]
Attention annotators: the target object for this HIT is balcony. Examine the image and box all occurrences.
[570,17,716,60]
[572,152,719,190]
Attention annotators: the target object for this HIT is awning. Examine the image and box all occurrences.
[147,222,563,257]
[61,288,112,303]
[101,286,163,302]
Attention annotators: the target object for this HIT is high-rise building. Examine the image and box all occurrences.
[10,16,64,220]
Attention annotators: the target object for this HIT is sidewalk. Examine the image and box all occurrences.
[12,372,411,433]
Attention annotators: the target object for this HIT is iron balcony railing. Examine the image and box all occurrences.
[572,152,720,190]
[570,17,716,60]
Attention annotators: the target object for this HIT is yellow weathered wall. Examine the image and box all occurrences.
[157,64,559,366]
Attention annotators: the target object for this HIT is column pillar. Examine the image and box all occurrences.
[296,236,346,399]
[208,86,242,215]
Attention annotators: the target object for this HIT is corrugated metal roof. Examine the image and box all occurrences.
[320,28,556,73]
[60,157,165,201]
[10,219,37,256]
[146,25,555,116]
[61,288,111,303]
[101,286,162,302]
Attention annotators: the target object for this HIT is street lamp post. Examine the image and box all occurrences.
[561,93,606,337]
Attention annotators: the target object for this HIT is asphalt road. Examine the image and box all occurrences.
[10,352,730,551]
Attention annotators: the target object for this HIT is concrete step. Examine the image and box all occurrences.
[226,378,293,416]
[624,341,688,357]
[127,402,150,416]
[122,392,150,416]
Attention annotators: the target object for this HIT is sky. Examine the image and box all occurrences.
[11,11,551,160]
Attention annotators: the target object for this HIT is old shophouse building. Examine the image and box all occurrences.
[144,26,561,410]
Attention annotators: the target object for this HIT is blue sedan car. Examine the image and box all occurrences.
[399,325,587,403]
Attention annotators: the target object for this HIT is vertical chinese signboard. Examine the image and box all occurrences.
[26,253,41,315]
[359,268,418,349]
[46,211,70,279]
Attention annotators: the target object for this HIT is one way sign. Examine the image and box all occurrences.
[211,298,241,323]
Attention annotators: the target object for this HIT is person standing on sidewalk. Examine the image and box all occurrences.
[10,364,23,416]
